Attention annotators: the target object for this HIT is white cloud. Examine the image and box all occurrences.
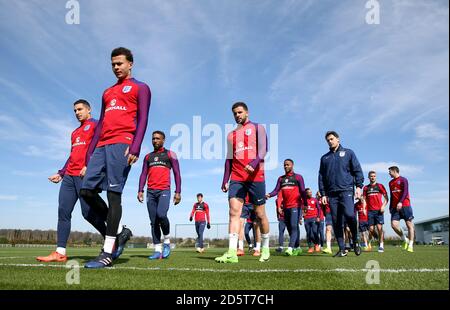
[415,123,448,140]
[0,195,18,201]
[362,162,423,176]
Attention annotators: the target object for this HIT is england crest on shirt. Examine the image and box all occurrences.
[84,124,91,131]
[339,151,346,157]
[245,129,252,136]
[154,157,159,162]
[122,85,132,93]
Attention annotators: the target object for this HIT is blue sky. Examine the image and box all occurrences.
[0,0,448,239]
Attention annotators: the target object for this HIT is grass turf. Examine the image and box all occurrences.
[0,245,448,290]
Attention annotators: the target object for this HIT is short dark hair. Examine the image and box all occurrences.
[388,166,399,173]
[73,99,90,108]
[152,130,166,139]
[368,171,376,176]
[111,47,133,62]
[197,193,203,198]
[231,102,248,111]
[305,188,311,191]
[325,131,339,139]
[284,159,294,164]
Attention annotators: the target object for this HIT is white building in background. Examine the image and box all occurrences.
[414,215,449,245]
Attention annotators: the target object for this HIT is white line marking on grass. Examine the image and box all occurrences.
[0,257,25,260]
[0,263,448,273]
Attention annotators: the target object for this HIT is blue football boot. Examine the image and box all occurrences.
[85,251,113,269]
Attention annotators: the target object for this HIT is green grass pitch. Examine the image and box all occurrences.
[0,246,448,290]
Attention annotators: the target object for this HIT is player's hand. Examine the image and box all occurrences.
[173,193,181,205]
[244,165,255,174]
[221,182,229,193]
[207,223,211,229]
[380,206,385,214]
[48,174,62,183]
[396,202,402,211]
[265,194,271,199]
[124,146,138,165]
[316,217,320,223]
[321,196,328,205]
[137,192,144,203]
[189,216,193,222]
[355,187,362,200]
[79,166,87,178]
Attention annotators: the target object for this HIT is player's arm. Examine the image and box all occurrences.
[221,134,233,192]
[318,158,328,205]
[397,177,409,209]
[168,151,181,205]
[49,158,69,183]
[266,176,282,199]
[189,204,196,221]
[380,184,389,211]
[296,174,308,207]
[205,203,211,228]
[137,154,149,203]
[247,124,268,173]
[128,83,151,164]
[350,150,364,199]
[85,98,105,166]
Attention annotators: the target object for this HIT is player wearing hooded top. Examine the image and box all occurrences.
[138,131,181,259]
[81,47,151,268]
[267,159,308,256]
[189,193,210,253]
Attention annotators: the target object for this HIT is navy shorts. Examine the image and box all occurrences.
[391,206,414,222]
[240,203,254,219]
[359,221,369,232]
[325,213,333,226]
[228,180,266,206]
[368,210,384,226]
[81,143,131,193]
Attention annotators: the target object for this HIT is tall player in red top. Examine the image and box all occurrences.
[82,47,151,268]
[138,131,181,260]
[37,100,108,263]
[363,171,388,252]
[189,193,210,253]
[388,166,415,252]
[216,102,270,263]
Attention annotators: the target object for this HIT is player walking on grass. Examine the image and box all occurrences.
[363,171,388,252]
[266,159,308,256]
[303,188,321,253]
[388,166,415,253]
[138,131,181,259]
[81,47,151,268]
[275,194,287,253]
[318,131,364,257]
[189,193,210,253]
[355,197,369,250]
[217,102,270,263]
[317,191,333,254]
[37,100,109,263]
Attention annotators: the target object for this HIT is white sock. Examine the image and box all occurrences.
[56,247,66,256]
[255,242,261,251]
[155,243,162,252]
[238,240,244,250]
[326,240,331,249]
[380,242,384,248]
[409,240,414,247]
[229,233,238,251]
[287,246,293,251]
[104,236,116,254]
[261,233,269,248]
[116,225,123,235]
[403,235,409,242]
[163,235,170,244]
